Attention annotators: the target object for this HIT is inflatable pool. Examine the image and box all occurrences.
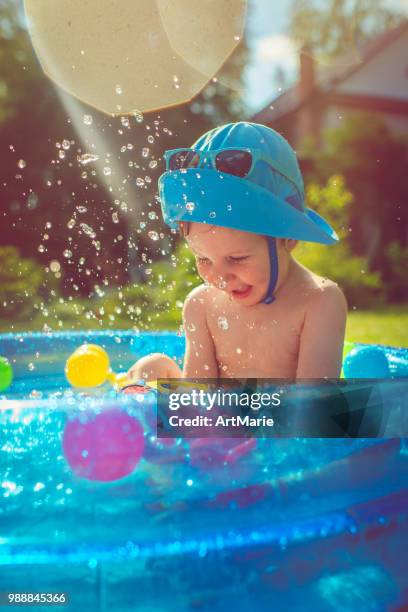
[0,331,407,611]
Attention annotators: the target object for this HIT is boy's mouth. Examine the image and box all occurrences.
[231,286,252,299]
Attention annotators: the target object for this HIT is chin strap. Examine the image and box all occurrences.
[262,236,279,304]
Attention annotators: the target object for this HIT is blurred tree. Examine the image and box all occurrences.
[296,175,383,308]
[0,245,46,319]
[302,114,408,303]
[289,0,405,59]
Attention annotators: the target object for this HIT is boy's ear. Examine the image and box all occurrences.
[285,239,298,252]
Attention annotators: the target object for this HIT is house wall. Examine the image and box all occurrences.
[337,31,408,101]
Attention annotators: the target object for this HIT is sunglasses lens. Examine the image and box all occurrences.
[215,150,252,178]
[168,150,199,170]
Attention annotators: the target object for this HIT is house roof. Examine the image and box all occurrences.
[252,19,408,124]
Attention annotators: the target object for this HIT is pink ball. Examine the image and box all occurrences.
[63,408,144,482]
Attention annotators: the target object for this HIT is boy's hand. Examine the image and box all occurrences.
[127,353,182,382]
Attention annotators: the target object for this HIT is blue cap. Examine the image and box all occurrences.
[158,121,338,245]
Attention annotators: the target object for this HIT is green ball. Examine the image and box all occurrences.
[0,356,13,392]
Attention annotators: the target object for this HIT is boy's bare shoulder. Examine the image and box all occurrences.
[183,284,215,319]
[295,265,347,315]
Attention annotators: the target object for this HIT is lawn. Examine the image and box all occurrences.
[1,305,407,348]
[346,305,408,347]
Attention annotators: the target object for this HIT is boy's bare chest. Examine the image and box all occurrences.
[206,302,304,377]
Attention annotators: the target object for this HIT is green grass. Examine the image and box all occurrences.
[1,305,407,348]
[346,305,408,347]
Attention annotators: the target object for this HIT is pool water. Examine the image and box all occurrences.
[0,331,407,611]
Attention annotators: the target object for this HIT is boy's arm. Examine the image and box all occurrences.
[296,284,347,379]
[182,286,219,378]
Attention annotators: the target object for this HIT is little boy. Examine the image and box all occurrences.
[128,122,347,381]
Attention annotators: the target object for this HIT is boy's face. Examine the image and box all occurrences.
[186,223,286,306]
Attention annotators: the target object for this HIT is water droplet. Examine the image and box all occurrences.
[28,362,35,371]
[227,204,232,211]
[17,159,26,169]
[148,231,159,241]
[112,212,119,224]
[50,260,60,273]
[67,218,76,229]
[148,159,158,169]
[134,111,144,123]
[142,147,149,158]
[37,245,45,253]
[120,116,130,127]
[29,389,42,398]
[147,135,154,144]
[63,249,73,259]
[209,211,216,219]
[217,316,229,330]
[173,75,180,89]
[62,139,71,150]
[27,193,38,209]
[76,205,87,213]
[186,323,196,332]
[83,114,93,126]
[186,202,195,213]
[115,84,123,95]
[58,150,65,160]
[136,178,145,187]
[78,153,99,165]
[236,347,243,355]
[80,223,96,238]
[103,167,112,176]
[148,211,158,220]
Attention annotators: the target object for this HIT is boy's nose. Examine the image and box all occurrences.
[208,267,235,289]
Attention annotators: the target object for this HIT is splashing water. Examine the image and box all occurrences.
[217,316,229,330]
[80,224,96,239]
[77,153,100,165]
